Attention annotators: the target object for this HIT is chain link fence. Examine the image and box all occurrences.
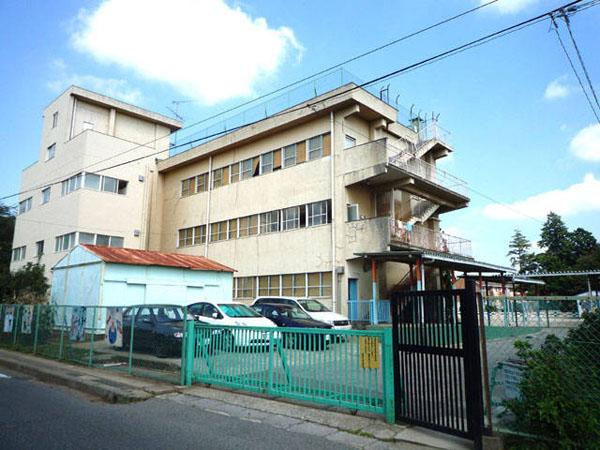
[480,296,600,445]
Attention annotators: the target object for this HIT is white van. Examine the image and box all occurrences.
[251,297,351,330]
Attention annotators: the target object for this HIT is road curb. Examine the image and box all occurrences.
[0,351,156,403]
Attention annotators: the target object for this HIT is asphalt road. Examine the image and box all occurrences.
[0,368,351,450]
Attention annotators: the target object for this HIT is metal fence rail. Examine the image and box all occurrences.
[184,323,395,422]
[347,300,391,323]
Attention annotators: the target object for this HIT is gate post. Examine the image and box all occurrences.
[184,320,195,386]
[461,280,485,450]
[382,328,396,424]
[390,294,402,422]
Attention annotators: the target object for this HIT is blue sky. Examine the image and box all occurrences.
[1,0,599,266]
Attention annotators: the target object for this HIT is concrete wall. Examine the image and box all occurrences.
[11,87,180,279]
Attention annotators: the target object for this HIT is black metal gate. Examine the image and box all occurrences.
[391,280,484,449]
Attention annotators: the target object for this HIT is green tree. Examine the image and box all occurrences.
[538,212,572,260]
[569,228,598,263]
[0,203,15,300]
[507,229,536,274]
[7,263,49,304]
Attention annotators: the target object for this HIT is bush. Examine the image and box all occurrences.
[505,311,600,449]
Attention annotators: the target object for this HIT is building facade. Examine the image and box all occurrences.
[10,86,182,278]
[147,84,471,315]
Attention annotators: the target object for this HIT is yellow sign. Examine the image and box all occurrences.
[359,336,380,369]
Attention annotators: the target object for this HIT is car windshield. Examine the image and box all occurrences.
[298,299,331,312]
[218,303,262,318]
[152,307,183,323]
[281,306,311,319]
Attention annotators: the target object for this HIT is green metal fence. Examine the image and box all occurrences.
[183,323,395,423]
[0,303,186,384]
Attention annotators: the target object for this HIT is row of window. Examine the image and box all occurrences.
[181,133,330,197]
[233,272,333,299]
[177,199,331,247]
[61,172,128,197]
[54,231,124,252]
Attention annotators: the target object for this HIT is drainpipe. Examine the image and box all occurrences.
[204,156,213,257]
[371,259,378,325]
[330,111,337,313]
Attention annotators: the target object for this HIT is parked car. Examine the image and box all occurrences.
[251,303,332,349]
[121,305,189,358]
[187,301,277,350]
[251,297,351,330]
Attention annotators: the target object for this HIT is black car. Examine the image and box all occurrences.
[252,303,332,349]
[121,306,187,358]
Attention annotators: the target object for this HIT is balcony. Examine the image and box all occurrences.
[390,220,472,258]
[343,139,469,212]
[345,217,472,259]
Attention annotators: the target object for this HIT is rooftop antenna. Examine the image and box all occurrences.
[379,84,390,103]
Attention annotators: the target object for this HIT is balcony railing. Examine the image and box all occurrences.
[386,141,468,197]
[390,219,472,258]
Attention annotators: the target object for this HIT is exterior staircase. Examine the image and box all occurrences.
[406,197,439,226]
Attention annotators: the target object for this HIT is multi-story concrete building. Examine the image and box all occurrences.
[10,86,181,278]
[147,84,474,315]
[13,82,509,317]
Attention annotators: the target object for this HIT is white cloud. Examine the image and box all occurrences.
[570,124,600,161]
[481,0,538,14]
[72,0,303,104]
[47,59,142,104]
[483,173,600,220]
[544,77,571,100]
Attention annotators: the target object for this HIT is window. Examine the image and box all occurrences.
[36,241,44,257]
[292,273,306,297]
[308,135,323,160]
[85,173,101,190]
[78,232,95,244]
[52,111,59,128]
[308,200,328,226]
[117,179,128,195]
[344,135,356,149]
[230,163,240,183]
[258,275,280,296]
[259,210,279,234]
[83,121,94,131]
[39,187,49,205]
[240,159,253,180]
[307,272,332,297]
[178,228,193,247]
[260,152,273,174]
[46,143,56,161]
[96,234,110,246]
[283,144,297,168]
[18,197,32,214]
[238,215,258,237]
[196,173,208,193]
[110,236,124,248]
[193,225,206,245]
[61,173,82,196]
[347,204,359,221]
[228,219,238,240]
[282,274,293,296]
[282,206,300,231]
[12,246,26,262]
[102,176,118,193]
[55,232,76,252]
[210,221,227,242]
[212,168,224,189]
[181,177,195,197]
[235,277,255,299]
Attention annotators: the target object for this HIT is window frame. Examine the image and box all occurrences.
[344,134,356,149]
[260,151,274,174]
[308,200,328,227]
[46,143,56,161]
[52,111,59,129]
[307,135,323,160]
[259,210,280,234]
[282,206,300,231]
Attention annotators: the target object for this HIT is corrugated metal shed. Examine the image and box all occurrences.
[81,245,235,272]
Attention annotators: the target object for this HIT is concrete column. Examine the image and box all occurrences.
[371,259,378,325]
[108,108,116,136]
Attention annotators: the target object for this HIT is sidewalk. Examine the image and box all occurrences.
[0,349,473,450]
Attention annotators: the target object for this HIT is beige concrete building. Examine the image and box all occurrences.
[10,86,181,278]
[148,84,472,315]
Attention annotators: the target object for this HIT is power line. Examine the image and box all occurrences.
[550,14,600,123]
[3,0,594,204]
[560,9,600,111]
[1,1,502,204]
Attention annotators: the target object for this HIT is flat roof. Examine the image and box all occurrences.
[67,85,182,130]
[81,245,235,272]
[355,250,515,274]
